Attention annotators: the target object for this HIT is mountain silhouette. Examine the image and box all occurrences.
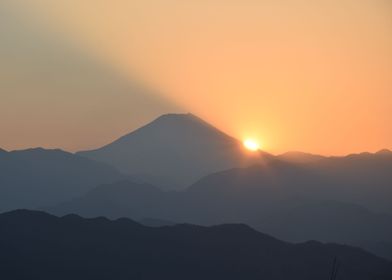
[48,150,392,260]
[0,148,125,211]
[1,209,391,280]
[77,113,267,190]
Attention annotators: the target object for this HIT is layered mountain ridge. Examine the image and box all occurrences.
[1,209,391,280]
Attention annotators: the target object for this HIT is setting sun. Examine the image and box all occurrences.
[243,139,260,151]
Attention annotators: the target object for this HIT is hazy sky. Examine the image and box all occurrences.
[1,0,391,155]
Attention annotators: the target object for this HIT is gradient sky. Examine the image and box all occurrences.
[1,0,391,155]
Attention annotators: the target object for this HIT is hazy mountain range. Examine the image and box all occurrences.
[47,177,392,260]
[1,113,391,262]
[0,148,126,211]
[1,210,391,280]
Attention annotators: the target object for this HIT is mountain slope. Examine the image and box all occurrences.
[77,113,267,189]
[0,148,126,211]
[1,210,391,280]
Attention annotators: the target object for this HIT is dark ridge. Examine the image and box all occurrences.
[0,209,391,280]
[0,209,51,218]
[0,209,58,223]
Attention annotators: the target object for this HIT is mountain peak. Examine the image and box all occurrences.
[77,112,263,190]
[154,112,196,120]
[149,112,225,132]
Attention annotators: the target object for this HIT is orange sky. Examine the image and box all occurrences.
[1,0,391,155]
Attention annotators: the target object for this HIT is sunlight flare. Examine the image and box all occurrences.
[243,139,260,151]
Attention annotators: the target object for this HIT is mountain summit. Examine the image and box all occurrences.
[77,113,266,189]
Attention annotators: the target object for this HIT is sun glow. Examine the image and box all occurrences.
[243,139,260,151]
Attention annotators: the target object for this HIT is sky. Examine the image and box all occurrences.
[1,0,391,155]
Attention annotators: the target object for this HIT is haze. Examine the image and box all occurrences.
[1,0,391,155]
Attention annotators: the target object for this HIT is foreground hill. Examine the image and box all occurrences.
[0,148,125,211]
[1,210,391,280]
[77,113,266,190]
